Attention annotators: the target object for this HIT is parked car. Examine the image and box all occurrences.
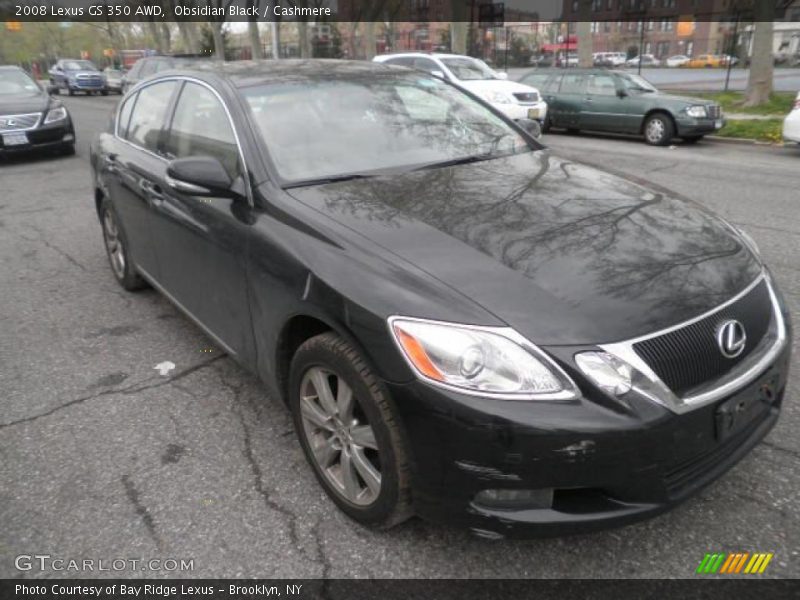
[782,91,800,144]
[666,55,691,68]
[49,59,107,96]
[121,56,186,94]
[593,52,627,67]
[90,60,790,537]
[103,68,125,94]
[625,54,661,68]
[529,54,555,68]
[0,65,75,155]
[373,53,548,124]
[518,68,724,145]
[686,54,726,68]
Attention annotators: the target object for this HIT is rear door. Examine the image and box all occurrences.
[109,80,178,278]
[147,80,255,358]
[552,73,585,129]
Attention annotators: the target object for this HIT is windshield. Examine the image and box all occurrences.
[63,60,97,71]
[439,57,498,81]
[619,73,657,93]
[0,69,39,95]
[242,74,530,184]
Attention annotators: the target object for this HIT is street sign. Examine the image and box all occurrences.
[478,2,504,28]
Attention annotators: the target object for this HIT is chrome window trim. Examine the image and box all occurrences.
[113,75,252,205]
[0,112,42,132]
[387,315,581,401]
[600,272,787,414]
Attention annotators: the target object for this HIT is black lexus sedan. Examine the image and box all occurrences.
[90,60,791,538]
[0,65,75,155]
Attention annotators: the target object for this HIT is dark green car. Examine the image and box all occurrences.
[519,69,725,146]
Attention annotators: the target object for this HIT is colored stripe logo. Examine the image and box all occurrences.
[696,552,773,574]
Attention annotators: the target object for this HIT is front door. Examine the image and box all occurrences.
[581,72,627,132]
[551,73,585,129]
[147,80,255,359]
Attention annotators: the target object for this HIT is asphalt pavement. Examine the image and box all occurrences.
[1,94,798,579]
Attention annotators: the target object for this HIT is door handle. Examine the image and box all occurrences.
[103,154,117,172]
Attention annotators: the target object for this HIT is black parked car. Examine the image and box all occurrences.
[519,68,725,145]
[90,60,791,538]
[0,65,75,155]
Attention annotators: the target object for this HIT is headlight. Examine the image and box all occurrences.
[685,105,708,118]
[43,106,68,124]
[484,91,513,104]
[389,317,578,399]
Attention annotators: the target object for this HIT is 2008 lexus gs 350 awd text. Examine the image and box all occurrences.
[90,60,791,538]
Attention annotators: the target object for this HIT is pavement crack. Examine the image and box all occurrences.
[761,440,800,459]
[121,474,163,549]
[20,224,88,272]
[310,519,333,580]
[0,355,225,431]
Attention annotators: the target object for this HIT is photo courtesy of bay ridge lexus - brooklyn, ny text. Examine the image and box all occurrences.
[0,0,799,598]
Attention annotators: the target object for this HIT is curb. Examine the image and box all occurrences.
[706,135,786,147]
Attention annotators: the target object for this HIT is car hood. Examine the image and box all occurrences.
[655,92,717,107]
[65,69,102,78]
[456,79,540,96]
[287,151,761,345]
[0,90,49,116]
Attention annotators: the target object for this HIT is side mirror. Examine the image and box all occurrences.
[166,156,234,197]
[495,71,509,80]
[430,70,446,79]
[46,84,58,95]
[617,88,628,98]
[517,118,542,139]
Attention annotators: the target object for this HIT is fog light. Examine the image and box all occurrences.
[473,488,553,510]
[63,134,74,142]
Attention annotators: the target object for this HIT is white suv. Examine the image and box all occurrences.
[373,53,548,124]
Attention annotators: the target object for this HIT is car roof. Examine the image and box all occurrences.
[376,53,480,60]
[522,68,627,74]
[151,59,405,88]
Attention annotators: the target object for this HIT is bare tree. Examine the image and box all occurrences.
[576,0,593,68]
[248,21,264,59]
[744,1,775,106]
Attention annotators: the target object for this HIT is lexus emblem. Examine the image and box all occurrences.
[717,320,747,359]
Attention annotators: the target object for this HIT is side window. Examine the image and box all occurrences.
[117,92,136,138]
[164,82,240,178]
[412,57,441,75]
[126,80,177,153]
[385,57,414,67]
[545,74,563,93]
[586,74,617,96]
[560,74,586,94]
[139,60,157,77]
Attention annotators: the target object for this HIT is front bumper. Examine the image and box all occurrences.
[495,101,548,123]
[0,119,75,153]
[676,115,726,136]
[782,113,800,143]
[387,340,790,538]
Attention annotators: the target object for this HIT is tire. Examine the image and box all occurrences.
[682,135,704,144]
[566,127,580,135]
[99,198,147,291]
[643,113,675,146]
[101,90,109,96]
[289,332,412,529]
[67,87,74,96]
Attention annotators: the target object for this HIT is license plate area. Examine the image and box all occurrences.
[714,372,778,441]
[528,108,541,119]
[2,132,29,146]
[714,119,723,129]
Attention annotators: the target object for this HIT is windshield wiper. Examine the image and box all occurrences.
[411,153,499,172]
[283,173,375,189]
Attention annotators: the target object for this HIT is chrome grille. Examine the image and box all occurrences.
[0,112,41,132]
[513,91,540,104]
[632,280,772,397]
[708,105,721,119]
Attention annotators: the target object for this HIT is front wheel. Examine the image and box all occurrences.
[643,113,675,146]
[289,332,412,528]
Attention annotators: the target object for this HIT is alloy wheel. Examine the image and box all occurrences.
[299,367,381,506]
[103,210,126,279]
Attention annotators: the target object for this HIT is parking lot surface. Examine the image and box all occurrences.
[1,94,798,578]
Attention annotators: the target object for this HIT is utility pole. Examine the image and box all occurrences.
[270,21,280,58]
[724,12,740,92]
